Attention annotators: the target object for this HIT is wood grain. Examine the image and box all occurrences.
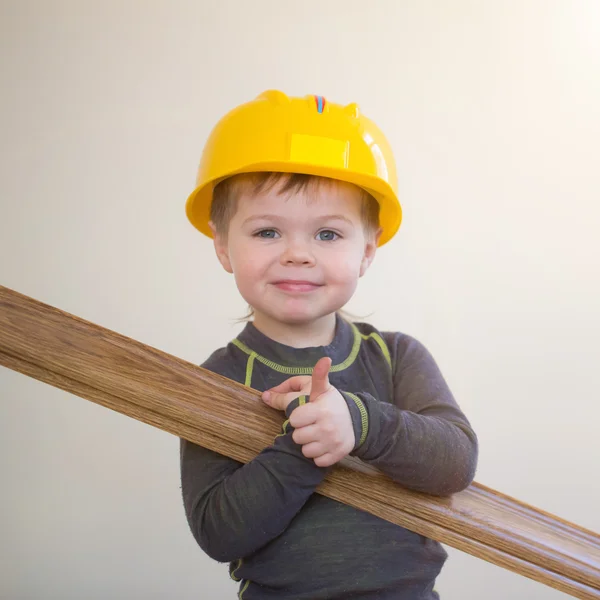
[1,284,599,598]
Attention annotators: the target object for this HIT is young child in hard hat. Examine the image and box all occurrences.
[180,90,478,599]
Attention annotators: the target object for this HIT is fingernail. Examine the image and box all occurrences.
[262,391,271,402]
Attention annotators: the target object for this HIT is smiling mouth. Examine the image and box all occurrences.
[272,280,323,292]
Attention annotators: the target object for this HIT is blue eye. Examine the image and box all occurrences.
[317,230,339,241]
[256,229,279,239]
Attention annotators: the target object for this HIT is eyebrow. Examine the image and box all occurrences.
[242,214,355,227]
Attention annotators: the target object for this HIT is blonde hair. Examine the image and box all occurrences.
[210,171,379,324]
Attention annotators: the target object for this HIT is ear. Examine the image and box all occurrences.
[359,228,382,277]
[209,221,233,274]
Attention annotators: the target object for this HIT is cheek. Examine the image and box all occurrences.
[323,247,364,281]
[229,243,271,283]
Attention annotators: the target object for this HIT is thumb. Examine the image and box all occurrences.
[310,357,332,401]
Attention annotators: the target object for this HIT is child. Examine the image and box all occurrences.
[180,90,478,599]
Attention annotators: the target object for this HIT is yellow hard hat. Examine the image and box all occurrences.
[185,90,402,246]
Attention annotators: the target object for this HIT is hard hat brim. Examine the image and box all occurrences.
[185,161,402,247]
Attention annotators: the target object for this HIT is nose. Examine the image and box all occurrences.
[279,239,316,267]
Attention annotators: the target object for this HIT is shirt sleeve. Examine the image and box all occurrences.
[180,388,329,563]
[339,333,479,496]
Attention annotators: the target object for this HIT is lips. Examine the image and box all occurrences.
[272,280,323,292]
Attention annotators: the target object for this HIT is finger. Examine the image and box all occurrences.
[301,442,327,459]
[263,390,300,411]
[310,357,332,401]
[291,424,320,446]
[314,452,337,468]
[263,376,310,396]
[289,403,319,429]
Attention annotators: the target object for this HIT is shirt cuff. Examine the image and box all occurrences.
[284,395,309,419]
[340,391,369,453]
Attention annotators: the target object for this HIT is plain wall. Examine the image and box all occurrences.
[1,1,599,598]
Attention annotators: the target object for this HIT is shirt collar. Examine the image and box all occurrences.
[234,313,359,372]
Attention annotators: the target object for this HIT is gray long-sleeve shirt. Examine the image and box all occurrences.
[180,314,478,599]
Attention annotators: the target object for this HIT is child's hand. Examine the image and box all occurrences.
[262,357,355,467]
[261,374,312,412]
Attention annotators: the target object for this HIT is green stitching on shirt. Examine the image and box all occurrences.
[232,325,392,375]
[361,332,392,369]
[345,392,369,447]
[238,579,251,599]
[275,398,305,439]
[232,325,361,374]
[244,352,257,387]
[276,419,290,438]
[230,559,242,582]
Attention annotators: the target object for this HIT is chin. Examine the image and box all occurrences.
[270,304,340,326]
[270,309,316,325]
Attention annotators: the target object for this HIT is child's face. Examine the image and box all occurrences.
[211,179,378,327]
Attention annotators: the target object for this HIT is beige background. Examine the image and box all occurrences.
[1,1,599,598]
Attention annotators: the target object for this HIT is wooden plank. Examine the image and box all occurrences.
[1,284,599,598]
